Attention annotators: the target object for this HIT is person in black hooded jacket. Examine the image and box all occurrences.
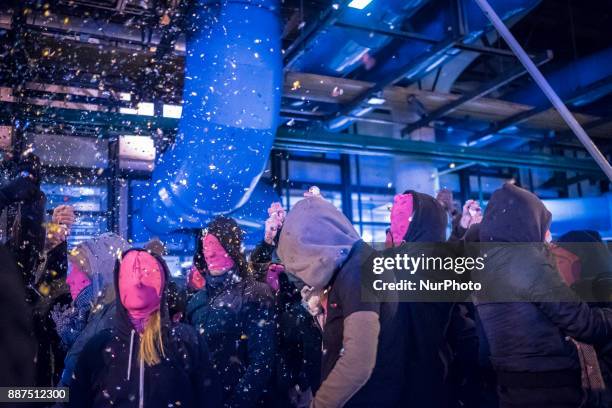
[249,202,322,407]
[474,182,612,408]
[67,248,220,408]
[384,190,468,408]
[186,216,276,408]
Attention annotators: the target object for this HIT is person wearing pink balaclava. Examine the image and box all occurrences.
[186,216,276,408]
[385,190,474,408]
[68,248,220,408]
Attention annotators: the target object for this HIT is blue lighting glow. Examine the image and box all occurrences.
[348,0,373,10]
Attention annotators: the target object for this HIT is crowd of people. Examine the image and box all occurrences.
[1,154,611,408]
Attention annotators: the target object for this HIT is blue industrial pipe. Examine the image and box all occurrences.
[290,0,430,76]
[318,0,541,130]
[502,48,612,108]
[543,194,612,237]
[143,0,282,234]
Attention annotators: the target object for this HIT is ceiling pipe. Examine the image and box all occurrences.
[473,0,612,181]
[323,0,542,131]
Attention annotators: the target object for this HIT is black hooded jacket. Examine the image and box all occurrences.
[67,249,220,408]
[474,183,612,374]
[186,271,276,408]
[383,191,458,408]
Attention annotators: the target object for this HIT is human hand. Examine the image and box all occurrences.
[264,202,285,245]
[52,205,76,228]
[303,185,323,198]
[46,222,70,249]
[459,200,483,229]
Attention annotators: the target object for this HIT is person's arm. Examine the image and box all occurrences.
[529,262,612,345]
[66,332,108,407]
[312,311,379,408]
[227,289,276,408]
[313,259,382,408]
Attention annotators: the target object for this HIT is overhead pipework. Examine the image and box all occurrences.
[142,0,282,234]
[284,0,541,131]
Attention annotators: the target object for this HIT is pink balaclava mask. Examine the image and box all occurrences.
[389,193,414,247]
[67,262,92,301]
[188,266,205,290]
[119,251,164,332]
[203,233,235,275]
[266,263,284,292]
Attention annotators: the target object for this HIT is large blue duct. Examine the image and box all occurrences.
[543,194,612,238]
[143,0,282,234]
[301,0,541,131]
[502,47,612,108]
[290,0,430,76]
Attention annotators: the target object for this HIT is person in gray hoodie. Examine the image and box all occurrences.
[52,232,131,386]
[277,196,405,408]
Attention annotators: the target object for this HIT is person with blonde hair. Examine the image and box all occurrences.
[68,248,219,407]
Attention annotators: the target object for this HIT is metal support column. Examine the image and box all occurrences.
[473,0,612,181]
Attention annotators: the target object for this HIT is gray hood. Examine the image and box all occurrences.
[69,233,131,304]
[277,197,360,289]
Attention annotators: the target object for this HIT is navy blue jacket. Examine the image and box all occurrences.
[186,271,276,408]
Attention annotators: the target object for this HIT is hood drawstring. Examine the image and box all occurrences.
[139,355,145,408]
[127,329,135,380]
[126,329,145,407]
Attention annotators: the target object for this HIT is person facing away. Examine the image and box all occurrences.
[67,249,220,408]
[186,216,276,408]
[250,202,322,407]
[385,190,472,408]
[474,182,612,408]
[277,196,405,408]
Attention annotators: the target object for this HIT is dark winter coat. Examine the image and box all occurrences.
[186,270,276,408]
[474,184,612,408]
[272,273,322,406]
[0,244,36,389]
[384,191,460,408]
[249,239,322,402]
[67,249,220,408]
[31,243,71,387]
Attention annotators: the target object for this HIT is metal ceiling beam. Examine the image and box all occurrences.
[325,38,457,123]
[436,162,478,177]
[401,50,553,136]
[283,0,352,69]
[334,20,522,58]
[275,127,602,174]
[473,0,612,180]
[0,101,601,173]
[468,74,612,147]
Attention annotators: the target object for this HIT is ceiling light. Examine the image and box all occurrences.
[348,0,373,10]
[367,97,386,105]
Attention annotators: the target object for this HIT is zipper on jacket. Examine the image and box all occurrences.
[139,355,145,408]
[127,330,135,380]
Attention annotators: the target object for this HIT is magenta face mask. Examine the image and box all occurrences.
[389,193,414,247]
[67,262,91,300]
[119,251,164,329]
[203,233,235,275]
[266,263,284,292]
